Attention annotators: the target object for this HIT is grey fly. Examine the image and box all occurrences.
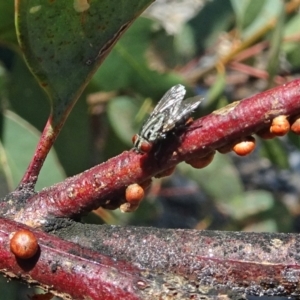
[132,84,203,153]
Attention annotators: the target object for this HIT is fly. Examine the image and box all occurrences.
[132,84,203,153]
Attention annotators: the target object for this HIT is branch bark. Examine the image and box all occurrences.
[5,79,300,227]
[1,217,300,299]
[1,79,300,299]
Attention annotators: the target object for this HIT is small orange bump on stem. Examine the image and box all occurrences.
[125,183,145,204]
[232,136,256,156]
[155,166,176,178]
[270,115,290,136]
[291,118,300,135]
[10,229,39,259]
[185,151,215,169]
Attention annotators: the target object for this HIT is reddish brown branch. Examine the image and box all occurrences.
[66,224,300,297]
[1,217,300,298]
[0,218,145,300]
[18,118,57,189]
[8,79,300,226]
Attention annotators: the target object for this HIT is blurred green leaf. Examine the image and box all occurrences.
[94,17,184,97]
[179,152,243,202]
[93,18,153,91]
[227,190,274,220]
[0,141,13,196]
[242,0,282,40]
[206,72,227,108]
[283,13,300,52]
[0,1,17,46]
[231,0,266,32]
[8,55,50,131]
[230,0,252,29]
[189,0,234,53]
[107,96,139,146]
[266,2,285,85]
[243,219,278,232]
[0,63,6,138]
[174,23,196,63]
[1,110,65,191]
[53,88,91,175]
[0,277,19,300]
[282,13,300,68]
[260,139,289,169]
[288,131,300,149]
[8,54,90,176]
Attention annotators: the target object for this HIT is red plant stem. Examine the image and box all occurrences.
[18,116,58,189]
[60,223,300,297]
[232,40,269,62]
[0,218,145,300]
[13,79,300,226]
[2,218,300,298]
[229,61,269,79]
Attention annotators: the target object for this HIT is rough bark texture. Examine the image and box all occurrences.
[1,80,300,299]
[53,222,300,299]
[4,79,300,228]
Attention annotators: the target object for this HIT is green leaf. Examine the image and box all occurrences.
[107,96,139,146]
[189,0,234,53]
[93,17,153,91]
[242,0,283,40]
[243,219,278,232]
[93,17,185,96]
[8,55,93,176]
[1,110,65,191]
[174,23,196,63]
[206,72,227,108]
[0,141,13,196]
[260,139,289,169]
[266,2,285,84]
[179,152,244,202]
[0,63,6,138]
[283,13,300,53]
[54,89,90,175]
[8,55,49,131]
[230,0,252,30]
[227,190,274,220]
[231,0,267,32]
[0,0,18,45]
[288,131,300,149]
[15,0,153,124]
[282,13,300,68]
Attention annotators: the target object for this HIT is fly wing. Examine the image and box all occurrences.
[182,95,203,110]
[138,85,186,136]
[161,95,203,133]
[150,84,186,116]
[174,95,203,123]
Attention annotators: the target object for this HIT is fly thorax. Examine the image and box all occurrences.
[140,113,165,142]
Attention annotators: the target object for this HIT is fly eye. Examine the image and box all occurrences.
[140,141,153,153]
